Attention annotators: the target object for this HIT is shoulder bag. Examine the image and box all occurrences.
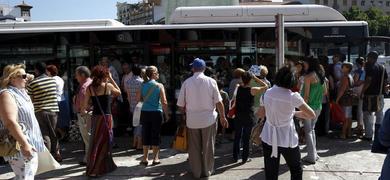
[36,147,61,174]
[0,90,21,157]
[132,83,158,126]
[363,65,385,112]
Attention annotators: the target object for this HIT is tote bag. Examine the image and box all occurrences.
[36,147,61,175]
[172,126,187,152]
[132,102,143,126]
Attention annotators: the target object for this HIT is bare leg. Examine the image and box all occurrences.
[137,136,143,149]
[142,146,149,162]
[152,146,160,162]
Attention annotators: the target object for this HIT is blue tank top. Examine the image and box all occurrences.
[141,80,162,112]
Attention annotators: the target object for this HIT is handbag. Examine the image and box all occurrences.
[132,84,158,126]
[330,102,346,125]
[172,126,187,152]
[0,91,21,157]
[339,76,359,106]
[363,65,386,112]
[227,85,238,119]
[36,147,61,175]
[0,130,20,157]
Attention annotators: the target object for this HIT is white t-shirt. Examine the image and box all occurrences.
[260,85,305,158]
[53,76,65,101]
[177,72,222,129]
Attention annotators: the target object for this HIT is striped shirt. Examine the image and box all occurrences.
[26,74,59,112]
[0,86,45,160]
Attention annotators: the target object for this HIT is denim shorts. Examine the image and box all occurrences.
[133,126,142,137]
[343,106,352,119]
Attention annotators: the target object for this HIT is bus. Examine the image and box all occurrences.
[0,5,369,134]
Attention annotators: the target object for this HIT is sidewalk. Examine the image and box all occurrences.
[0,134,386,180]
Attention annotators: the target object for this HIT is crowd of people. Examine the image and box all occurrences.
[0,51,389,179]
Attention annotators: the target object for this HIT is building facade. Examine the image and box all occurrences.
[0,1,32,22]
[116,0,239,25]
[116,0,165,25]
[305,0,390,14]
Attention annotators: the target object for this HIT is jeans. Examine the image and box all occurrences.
[233,123,252,162]
[303,109,321,162]
[262,142,302,180]
[363,96,384,139]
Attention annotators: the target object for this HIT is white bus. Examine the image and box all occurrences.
[0,5,369,133]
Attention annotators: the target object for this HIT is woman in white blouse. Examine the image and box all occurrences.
[258,66,315,180]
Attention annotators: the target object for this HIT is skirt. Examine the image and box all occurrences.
[86,114,117,176]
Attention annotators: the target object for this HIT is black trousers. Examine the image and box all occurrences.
[262,142,302,180]
[140,111,163,146]
[233,123,252,161]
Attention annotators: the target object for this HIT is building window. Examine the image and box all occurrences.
[379,1,383,6]
[0,10,2,16]
[352,0,357,5]
[386,1,390,6]
[371,0,375,6]
[315,0,320,4]
[361,0,365,6]
[324,0,328,5]
[343,0,348,6]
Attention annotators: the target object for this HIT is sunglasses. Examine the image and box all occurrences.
[18,74,28,79]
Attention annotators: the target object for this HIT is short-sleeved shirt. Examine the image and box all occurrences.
[53,76,65,101]
[177,72,223,129]
[127,75,143,112]
[141,80,162,112]
[74,78,92,113]
[26,74,59,112]
[260,85,305,157]
[365,63,388,95]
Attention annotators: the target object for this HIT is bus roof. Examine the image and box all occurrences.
[0,20,367,34]
[169,5,347,24]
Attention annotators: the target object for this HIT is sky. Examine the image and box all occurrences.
[0,0,141,21]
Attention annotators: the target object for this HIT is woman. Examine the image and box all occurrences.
[258,66,315,180]
[336,62,354,139]
[228,68,245,98]
[292,60,304,92]
[0,64,45,179]
[233,71,268,163]
[301,57,325,164]
[46,65,69,141]
[81,65,121,177]
[137,66,168,166]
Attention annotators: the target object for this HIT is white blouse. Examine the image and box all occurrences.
[260,85,305,158]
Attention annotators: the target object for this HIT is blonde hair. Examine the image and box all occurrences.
[0,64,26,88]
[144,66,158,82]
[232,68,245,78]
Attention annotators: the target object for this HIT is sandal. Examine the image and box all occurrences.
[152,160,161,165]
[139,161,148,166]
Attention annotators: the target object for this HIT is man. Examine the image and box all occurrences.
[27,62,61,161]
[73,66,92,165]
[177,58,229,178]
[121,62,133,91]
[328,52,344,100]
[362,51,388,141]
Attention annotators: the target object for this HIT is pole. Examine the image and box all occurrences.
[275,14,285,70]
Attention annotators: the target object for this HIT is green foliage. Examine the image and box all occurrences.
[343,6,390,36]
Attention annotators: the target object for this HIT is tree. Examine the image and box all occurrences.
[343,6,390,36]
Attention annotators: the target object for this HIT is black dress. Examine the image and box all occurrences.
[233,86,255,162]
